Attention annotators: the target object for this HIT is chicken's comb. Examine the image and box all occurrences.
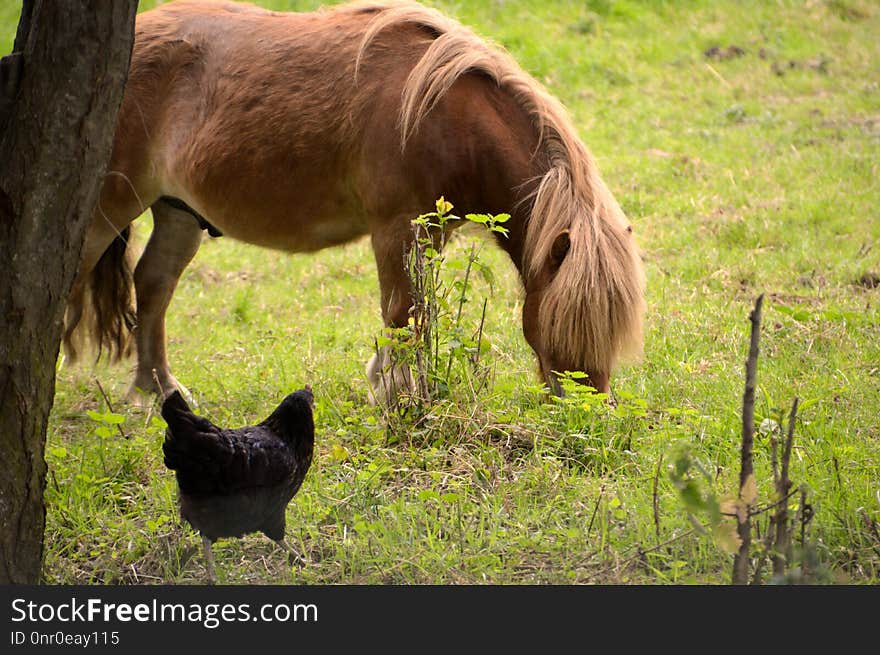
[305,384,312,393]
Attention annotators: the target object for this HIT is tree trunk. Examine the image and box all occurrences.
[0,1,137,584]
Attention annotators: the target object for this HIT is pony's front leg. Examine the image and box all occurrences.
[366,222,417,407]
[127,200,203,405]
[366,341,416,408]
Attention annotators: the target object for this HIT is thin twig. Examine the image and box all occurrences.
[770,430,779,487]
[652,453,664,542]
[150,368,166,399]
[410,225,432,405]
[472,297,489,394]
[728,486,800,518]
[733,294,763,585]
[94,377,128,439]
[752,515,777,585]
[705,62,733,88]
[781,397,798,491]
[858,509,880,560]
[444,237,472,387]
[582,530,696,583]
[798,485,812,549]
[798,485,813,580]
[717,487,800,519]
[587,485,605,537]
[772,396,798,577]
[626,529,696,562]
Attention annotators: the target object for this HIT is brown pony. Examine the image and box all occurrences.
[65,0,645,403]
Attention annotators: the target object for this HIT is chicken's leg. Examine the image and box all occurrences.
[202,535,217,584]
[274,539,305,566]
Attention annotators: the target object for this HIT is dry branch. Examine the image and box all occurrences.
[653,454,664,542]
[772,396,798,577]
[732,294,763,585]
[95,378,128,439]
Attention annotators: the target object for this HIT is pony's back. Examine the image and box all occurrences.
[111,0,472,246]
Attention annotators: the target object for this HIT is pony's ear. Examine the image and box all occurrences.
[550,230,571,271]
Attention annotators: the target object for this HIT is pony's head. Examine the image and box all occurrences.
[351,0,646,395]
[520,159,645,396]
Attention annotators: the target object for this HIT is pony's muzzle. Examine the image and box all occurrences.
[542,364,611,399]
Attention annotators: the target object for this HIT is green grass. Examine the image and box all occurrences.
[4,0,879,584]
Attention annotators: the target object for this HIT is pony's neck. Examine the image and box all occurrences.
[491,200,530,284]
[474,97,552,288]
[480,150,547,289]
[432,77,553,287]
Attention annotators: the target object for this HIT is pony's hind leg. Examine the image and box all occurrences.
[127,199,202,404]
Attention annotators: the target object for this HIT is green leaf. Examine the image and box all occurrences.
[436,197,453,215]
[740,473,758,506]
[49,446,67,459]
[329,444,350,463]
[103,412,125,425]
[476,263,496,289]
[86,410,124,425]
[679,481,705,513]
[712,520,742,554]
[444,259,465,271]
[775,304,812,322]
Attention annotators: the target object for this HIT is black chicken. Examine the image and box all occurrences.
[161,386,315,582]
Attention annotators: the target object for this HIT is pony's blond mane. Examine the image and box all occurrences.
[351,0,645,375]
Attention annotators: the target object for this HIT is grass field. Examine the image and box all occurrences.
[5,0,878,584]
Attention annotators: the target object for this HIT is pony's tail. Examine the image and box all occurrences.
[63,227,136,363]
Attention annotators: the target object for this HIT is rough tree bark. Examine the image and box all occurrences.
[0,1,137,584]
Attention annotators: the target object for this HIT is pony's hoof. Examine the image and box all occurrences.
[170,379,194,405]
[125,384,155,409]
[365,350,415,408]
